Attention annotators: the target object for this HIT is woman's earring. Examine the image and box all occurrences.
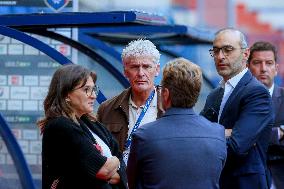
[65,98,70,102]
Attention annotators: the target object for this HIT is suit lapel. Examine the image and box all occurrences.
[219,70,252,121]
[78,118,98,144]
[272,86,279,108]
[272,85,284,125]
[83,117,111,147]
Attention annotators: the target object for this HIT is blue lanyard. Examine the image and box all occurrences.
[125,90,155,149]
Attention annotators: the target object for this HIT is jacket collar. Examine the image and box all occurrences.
[233,69,252,87]
[163,107,195,117]
[272,84,283,98]
[272,85,284,120]
[112,86,165,119]
[79,115,109,146]
[219,70,252,121]
[112,87,131,118]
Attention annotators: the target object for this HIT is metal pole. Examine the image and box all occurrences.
[197,0,205,28]
[227,0,236,27]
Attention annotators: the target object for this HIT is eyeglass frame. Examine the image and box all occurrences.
[209,45,247,57]
[72,85,99,97]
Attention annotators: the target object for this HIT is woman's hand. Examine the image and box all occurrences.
[108,172,120,184]
[96,156,120,180]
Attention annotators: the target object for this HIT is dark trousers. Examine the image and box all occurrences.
[269,163,284,189]
[220,173,268,189]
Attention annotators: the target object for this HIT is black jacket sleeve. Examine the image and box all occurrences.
[43,117,107,179]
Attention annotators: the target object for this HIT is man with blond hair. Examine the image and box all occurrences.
[127,58,227,189]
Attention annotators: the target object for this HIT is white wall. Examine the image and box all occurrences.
[79,0,171,13]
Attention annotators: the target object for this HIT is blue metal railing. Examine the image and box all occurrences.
[0,113,36,189]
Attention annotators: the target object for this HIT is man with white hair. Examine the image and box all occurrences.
[97,39,164,163]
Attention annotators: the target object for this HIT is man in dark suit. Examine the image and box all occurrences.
[127,58,227,189]
[248,41,284,189]
[201,28,273,189]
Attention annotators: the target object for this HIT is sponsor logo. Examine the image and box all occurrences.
[44,0,70,12]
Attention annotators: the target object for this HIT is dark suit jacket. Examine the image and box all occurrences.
[201,70,273,189]
[127,108,227,189]
[269,85,284,147]
[267,85,284,188]
[42,115,127,189]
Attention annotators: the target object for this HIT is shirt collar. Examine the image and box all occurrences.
[129,89,157,109]
[220,68,248,88]
[268,83,274,96]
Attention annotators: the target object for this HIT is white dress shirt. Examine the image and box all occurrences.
[268,83,274,97]
[128,90,158,137]
[87,127,112,158]
[218,68,248,122]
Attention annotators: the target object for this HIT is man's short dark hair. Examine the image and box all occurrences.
[248,41,277,63]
